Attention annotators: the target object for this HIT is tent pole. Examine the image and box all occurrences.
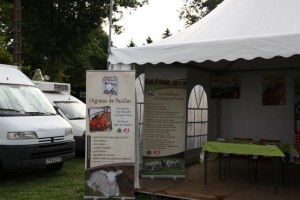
[107,0,113,70]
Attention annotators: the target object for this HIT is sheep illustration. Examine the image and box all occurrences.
[104,82,117,96]
[144,161,161,171]
[86,169,123,197]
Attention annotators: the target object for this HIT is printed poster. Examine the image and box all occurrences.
[294,78,300,163]
[85,70,136,199]
[142,68,186,178]
[262,74,285,105]
[211,76,240,98]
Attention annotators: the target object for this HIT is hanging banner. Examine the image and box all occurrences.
[85,70,136,199]
[294,77,300,163]
[211,76,240,99]
[262,74,286,105]
[142,68,186,179]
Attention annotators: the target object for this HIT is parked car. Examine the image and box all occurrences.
[0,64,75,170]
[33,81,86,152]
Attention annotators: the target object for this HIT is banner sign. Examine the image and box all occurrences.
[262,74,285,105]
[294,77,300,163]
[85,70,136,199]
[211,76,240,98]
[142,68,187,178]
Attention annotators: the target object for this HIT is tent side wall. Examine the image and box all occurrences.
[135,63,300,144]
[219,69,300,144]
[182,61,300,145]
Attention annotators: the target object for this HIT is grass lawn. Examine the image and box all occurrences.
[0,155,177,200]
[0,155,85,200]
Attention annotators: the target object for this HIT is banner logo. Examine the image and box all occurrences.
[103,76,118,96]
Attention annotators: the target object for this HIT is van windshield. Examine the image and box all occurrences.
[0,84,56,116]
[55,101,86,120]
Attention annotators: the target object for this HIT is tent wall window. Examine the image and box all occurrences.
[136,74,145,166]
[186,85,208,164]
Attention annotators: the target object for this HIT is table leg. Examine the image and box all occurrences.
[282,152,290,186]
[218,153,222,180]
[223,155,227,181]
[204,151,208,185]
[273,157,278,194]
[285,161,289,186]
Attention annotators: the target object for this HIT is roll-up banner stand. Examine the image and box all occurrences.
[85,70,136,199]
[142,68,187,179]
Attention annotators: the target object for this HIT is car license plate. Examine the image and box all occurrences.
[46,157,62,165]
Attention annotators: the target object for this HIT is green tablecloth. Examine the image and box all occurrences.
[202,141,288,193]
[278,143,299,155]
[203,141,285,157]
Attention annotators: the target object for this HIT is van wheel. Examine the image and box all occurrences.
[46,162,64,171]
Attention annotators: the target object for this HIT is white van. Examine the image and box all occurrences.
[33,81,86,152]
[0,64,75,170]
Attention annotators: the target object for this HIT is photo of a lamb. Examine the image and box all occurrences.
[161,159,180,168]
[143,159,181,171]
[85,166,134,198]
[86,170,122,197]
[142,158,184,176]
[143,160,162,171]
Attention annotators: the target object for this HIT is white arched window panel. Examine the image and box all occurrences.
[188,85,207,108]
[186,84,208,150]
[135,73,144,103]
[187,123,195,136]
[135,74,145,166]
[135,73,144,125]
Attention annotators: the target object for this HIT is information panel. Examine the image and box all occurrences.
[142,68,187,178]
[294,77,300,163]
[85,70,136,199]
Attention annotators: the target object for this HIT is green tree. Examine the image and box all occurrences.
[0,32,13,64]
[20,0,147,81]
[0,0,13,64]
[66,28,109,92]
[127,38,136,47]
[162,28,172,39]
[179,0,223,27]
[1,0,148,94]
[146,36,153,44]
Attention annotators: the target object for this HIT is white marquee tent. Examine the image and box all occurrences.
[107,0,300,162]
[108,0,300,70]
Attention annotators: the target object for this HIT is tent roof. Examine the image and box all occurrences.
[108,0,300,68]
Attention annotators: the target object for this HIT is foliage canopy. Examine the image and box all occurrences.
[0,0,147,95]
[179,0,223,27]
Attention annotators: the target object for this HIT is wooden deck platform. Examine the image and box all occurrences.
[136,158,300,200]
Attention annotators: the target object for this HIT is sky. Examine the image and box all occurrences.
[110,0,186,48]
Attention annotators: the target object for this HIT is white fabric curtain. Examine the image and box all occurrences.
[108,63,132,70]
